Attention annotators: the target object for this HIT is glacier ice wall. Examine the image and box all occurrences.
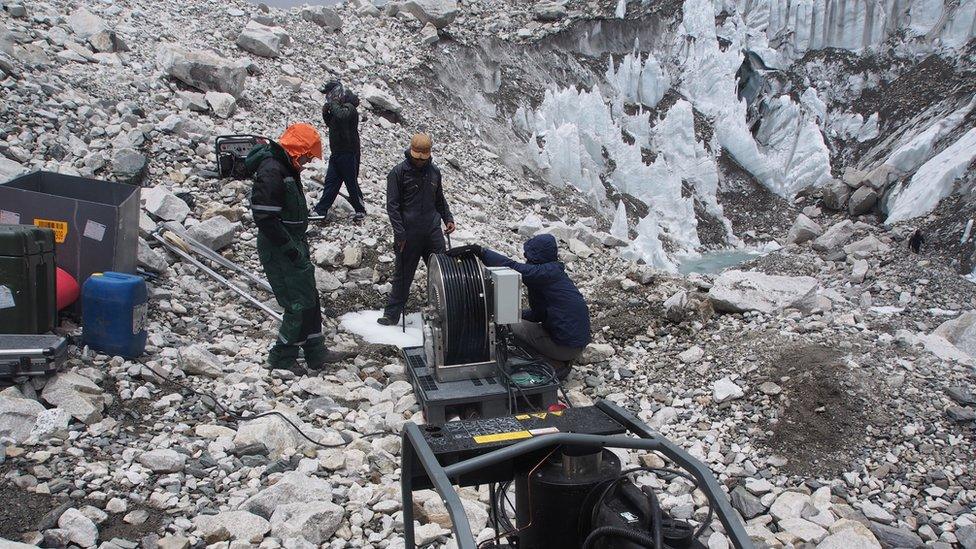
[743,0,976,54]
[886,128,976,224]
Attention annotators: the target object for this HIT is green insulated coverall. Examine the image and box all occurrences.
[245,143,327,368]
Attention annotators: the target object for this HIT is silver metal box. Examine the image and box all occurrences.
[487,267,521,325]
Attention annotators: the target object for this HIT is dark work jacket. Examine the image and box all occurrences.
[386,150,453,241]
[322,93,360,155]
[481,234,591,349]
[245,142,308,254]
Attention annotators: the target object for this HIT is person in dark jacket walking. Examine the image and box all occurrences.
[311,80,366,223]
[378,133,456,325]
[448,234,591,377]
[246,123,355,374]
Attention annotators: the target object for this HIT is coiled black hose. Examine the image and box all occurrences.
[581,526,661,549]
[432,253,489,365]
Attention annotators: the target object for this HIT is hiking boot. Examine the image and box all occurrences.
[306,349,358,370]
[352,212,366,224]
[308,210,328,222]
[376,314,399,326]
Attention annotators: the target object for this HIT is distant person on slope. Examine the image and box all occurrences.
[378,133,456,326]
[246,123,355,374]
[311,80,367,223]
[447,234,591,380]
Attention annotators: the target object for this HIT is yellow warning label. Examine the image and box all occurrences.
[515,414,531,420]
[473,431,532,444]
[34,218,68,243]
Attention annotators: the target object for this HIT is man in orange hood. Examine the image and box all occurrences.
[245,123,355,373]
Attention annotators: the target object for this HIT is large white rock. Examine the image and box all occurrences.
[934,311,976,358]
[0,156,28,182]
[178,344,223,377]
[193,510,270,543]
[269,501,344,544]
[0,393,46,443]
[156,44,248,98]
[818,528,882,549]
[233,406,339,458]
[142,186,190,222]
[137,237,170,273]
[31,407,72,440]
[812,220,855,253]
[205,91,237,118]
[66,8,123,52]
[708,270,818,314]
[360,84,403,114]
[779,517,827,543]
[241,472,334,519]
[138,448,186,473]
[787,213,823,244]
[58,508,99,547]
[400,0,459,28]
[41,372,104,424]
[186,216,240,251]
[712,377,744,403]
[769,491,810,521]
[236,20,289,58]
[301,6,342,31]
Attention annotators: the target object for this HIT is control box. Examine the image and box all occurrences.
[487,267,521,325]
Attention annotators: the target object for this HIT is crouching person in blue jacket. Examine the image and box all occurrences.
[447,234,591,379]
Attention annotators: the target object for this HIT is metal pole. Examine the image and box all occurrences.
[153,232,283,322]
[181,234,273,293]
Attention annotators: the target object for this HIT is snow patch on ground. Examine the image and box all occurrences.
[339,310,424,348]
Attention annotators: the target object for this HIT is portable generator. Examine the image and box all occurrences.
[215,134,270,179]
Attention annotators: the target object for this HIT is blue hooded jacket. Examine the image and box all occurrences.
[481,234,591,348]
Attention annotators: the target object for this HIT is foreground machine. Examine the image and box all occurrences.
[401,400,753,548]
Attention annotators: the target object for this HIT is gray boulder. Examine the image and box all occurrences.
[822,178,850,210]
[137,238,170,273]
[0,393,46,443]
[269,501,344,544]
[205,91,237,118]
[41,372,105,424]
[866,522,923,548]
[58,508,98,547]
[156,44,248,98]
[849,185,879,216]
[66,8,124,53]
[708,270,818,314]
[400,0,458,28]
[193,510,269,543]
[812,220,855,253]
[31,407,72,440]
[241,472,335,519]
[361,84,402,114]
[957,525,976,549]
[138,448,186,473]
[786,213,823,244]
[142,186,190,222]
[111,148,148,185]
[933,311,976,358]
[186,216,240,251]
[178,344,223,378]
[0,156,27,182]
[301,6,342,31]
[730,486,765,519]
[534,1,568,21]
[236,21,289,58]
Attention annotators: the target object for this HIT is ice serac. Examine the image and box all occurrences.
[743,0,976,55]
[885,128,976,224]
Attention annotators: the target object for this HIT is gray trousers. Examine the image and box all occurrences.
[510,320,585,371]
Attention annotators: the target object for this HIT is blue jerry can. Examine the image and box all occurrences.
[82,272,148,358]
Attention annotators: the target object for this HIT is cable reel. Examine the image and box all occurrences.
[425,253,497,382]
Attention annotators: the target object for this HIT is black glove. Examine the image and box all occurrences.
[446,244,482,258]
[285,247,302,264]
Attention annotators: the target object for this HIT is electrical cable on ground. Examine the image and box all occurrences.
[139,362,386,449]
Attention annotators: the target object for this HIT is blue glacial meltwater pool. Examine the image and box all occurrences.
[677,248,771,275]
